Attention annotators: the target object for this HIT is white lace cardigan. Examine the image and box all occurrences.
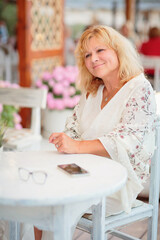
[64,73,157,213]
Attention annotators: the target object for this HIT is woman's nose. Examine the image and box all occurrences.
[91,53,98,62]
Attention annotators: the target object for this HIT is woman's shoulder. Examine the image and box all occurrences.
[129,73,153,90]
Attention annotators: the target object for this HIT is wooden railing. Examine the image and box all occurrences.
[0,47,19,83]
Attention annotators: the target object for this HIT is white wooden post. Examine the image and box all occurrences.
[91,197,106,240]
[5,54,11,82]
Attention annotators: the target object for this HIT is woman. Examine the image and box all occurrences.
[34,25,156,239]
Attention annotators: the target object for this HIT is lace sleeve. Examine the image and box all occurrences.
[98,81,156,183]
[64,103,81,140]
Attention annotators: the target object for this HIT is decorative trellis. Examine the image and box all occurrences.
[31,56,62,85]
[29,0,63,51]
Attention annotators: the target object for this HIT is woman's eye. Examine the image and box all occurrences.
[85,54,90,58]
[97,49,104,53]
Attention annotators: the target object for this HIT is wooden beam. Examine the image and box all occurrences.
[125,0,136,24]
[16,0,64,128]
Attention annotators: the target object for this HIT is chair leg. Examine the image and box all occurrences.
[9,221,20,240]
[147,215,158,240]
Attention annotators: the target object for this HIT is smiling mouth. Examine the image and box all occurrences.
[93,63,105,69]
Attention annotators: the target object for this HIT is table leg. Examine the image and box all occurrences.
[53,205,73,240]
[9,221,20,240]
[52,200,100,240]
[91,197,105,240]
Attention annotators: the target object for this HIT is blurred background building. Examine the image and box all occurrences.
[0,0,160,86]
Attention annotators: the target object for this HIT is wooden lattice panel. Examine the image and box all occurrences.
[30,0,63,51]
[31,56,62,85]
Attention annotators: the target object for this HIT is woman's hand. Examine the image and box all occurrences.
[49,132,109,157]
[49,132,79,153]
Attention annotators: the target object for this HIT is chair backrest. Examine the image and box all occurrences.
[149,118,160,207]
[0,87,47,135]
[140,54,160,91]
[155,92,160,115]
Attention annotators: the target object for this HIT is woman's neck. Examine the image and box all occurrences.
[103,76,122,97]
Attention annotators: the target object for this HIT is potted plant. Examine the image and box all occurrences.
[35,65,81,137]
[0,81,22,130]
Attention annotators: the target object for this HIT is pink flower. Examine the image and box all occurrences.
[36,79,43,88]
[63,88,70,97]
[15,123,23,130]
[0,104,3,113]
[42,72,52,80]
[55,99,65,110]
[47,92,53,100]
[41,85,48,91]
[4,81,11,87]
[68,86,76,96]
[0,81,6,87]
[47,97,56,110]
[53,83,64,95]
[12,83,20,89]
[73,95,80,105]
[14,113,22,124]
[65,66,79,83]
[62,80,70,87]
[36,66,81,110]
[49,79,55,87]
[52,66,66,82]
[64,97,75,108]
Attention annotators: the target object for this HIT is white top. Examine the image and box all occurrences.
[64,73,157,212]
[0,151,127,206]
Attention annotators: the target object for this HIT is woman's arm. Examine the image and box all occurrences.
[98,80,156,183]
[49,132,110,157]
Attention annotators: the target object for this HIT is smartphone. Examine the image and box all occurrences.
[57,163,89,177]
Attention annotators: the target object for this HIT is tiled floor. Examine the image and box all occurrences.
[73,202,160,240]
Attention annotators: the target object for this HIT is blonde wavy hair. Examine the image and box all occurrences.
[75,25,143,95]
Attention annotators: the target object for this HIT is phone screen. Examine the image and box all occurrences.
[57,163,89,177]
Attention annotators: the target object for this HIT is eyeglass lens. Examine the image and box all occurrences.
[18,168,47,184]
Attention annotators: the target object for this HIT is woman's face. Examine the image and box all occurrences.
[84,36,119,80]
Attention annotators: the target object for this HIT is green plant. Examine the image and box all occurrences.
[1,105,18,128]
[0,0,17,36]
[0,118,7,147]
[0,81,22,130]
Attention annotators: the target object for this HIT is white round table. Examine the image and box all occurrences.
[0,151,127,240]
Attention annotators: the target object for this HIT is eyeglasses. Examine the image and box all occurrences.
[18,168,48,185]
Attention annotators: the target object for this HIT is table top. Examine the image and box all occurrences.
[0,151,127,206]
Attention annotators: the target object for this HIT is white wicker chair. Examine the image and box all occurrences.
[77,119,160,240]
